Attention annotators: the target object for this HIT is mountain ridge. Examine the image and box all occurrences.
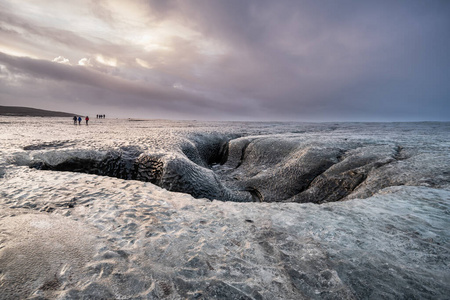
[0,105,78,117]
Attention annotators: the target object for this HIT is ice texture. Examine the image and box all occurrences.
[4,119,448,204]
[0,117,449,299]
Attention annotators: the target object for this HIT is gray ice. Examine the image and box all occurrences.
[0,117,449,299]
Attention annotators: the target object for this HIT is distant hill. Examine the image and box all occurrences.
[0,105,78,117]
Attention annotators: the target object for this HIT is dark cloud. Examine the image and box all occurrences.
[0,52,252,118]
[0,0,449,120]
[178,0,450,120]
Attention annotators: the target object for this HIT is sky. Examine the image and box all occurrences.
[0,0,449,121]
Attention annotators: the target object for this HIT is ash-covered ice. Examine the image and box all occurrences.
[0,117,449,299]
[11,120,450,204]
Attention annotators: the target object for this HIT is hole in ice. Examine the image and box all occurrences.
[20,133,440,204]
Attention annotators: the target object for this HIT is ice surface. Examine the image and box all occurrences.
[3,118,448,203]
[0,117,449,299]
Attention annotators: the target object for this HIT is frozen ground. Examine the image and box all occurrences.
[0,117,449,299]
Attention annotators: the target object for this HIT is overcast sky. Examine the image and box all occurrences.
[1,0,449,121]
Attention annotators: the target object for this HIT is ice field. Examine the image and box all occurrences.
[0,117,449,299]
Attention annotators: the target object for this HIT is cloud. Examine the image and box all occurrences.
[94,55,117,67]
[78,58,92,66]
[0,0,449,121]
[135,58,153,69]
[0,52,251,117]
[52,56,71,65]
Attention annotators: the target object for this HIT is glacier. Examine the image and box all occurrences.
[0,117,449,299]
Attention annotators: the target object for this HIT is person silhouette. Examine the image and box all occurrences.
[73,116,77,125]
[85,116,89,125]
[78,116,82,125]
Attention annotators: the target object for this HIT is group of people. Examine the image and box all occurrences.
[72,114,106,125]
[73,115,89,125]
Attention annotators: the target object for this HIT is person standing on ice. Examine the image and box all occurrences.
[77,116,82,125]
[73,116,77,125]
[85,116,89,125]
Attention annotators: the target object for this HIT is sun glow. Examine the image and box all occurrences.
[129,32,173,52]
[0,46,38,59]
[136,58,153,69]
[95,55,117,67]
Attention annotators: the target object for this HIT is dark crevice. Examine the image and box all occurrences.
[291,170,368,204]
[25,138,413,204]
[290,162,337,196]
[335,149,349,163]
[26,144,370,204]
[180,135,235,167]
[29,136,236,202]
[23,140,75,150]
[393,145,408,160]
[297,150,409,203]
[245,187,263,202]
[204,140,230,166]
[218,142,229,165]
[302,159,340,193]
[32,151,162,184]
[235,141,251,169]
[346,172,368,194]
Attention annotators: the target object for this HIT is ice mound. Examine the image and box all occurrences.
[15,128,450,203]
[217,137,449,203]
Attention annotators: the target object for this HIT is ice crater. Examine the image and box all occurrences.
[18,133,447,204]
